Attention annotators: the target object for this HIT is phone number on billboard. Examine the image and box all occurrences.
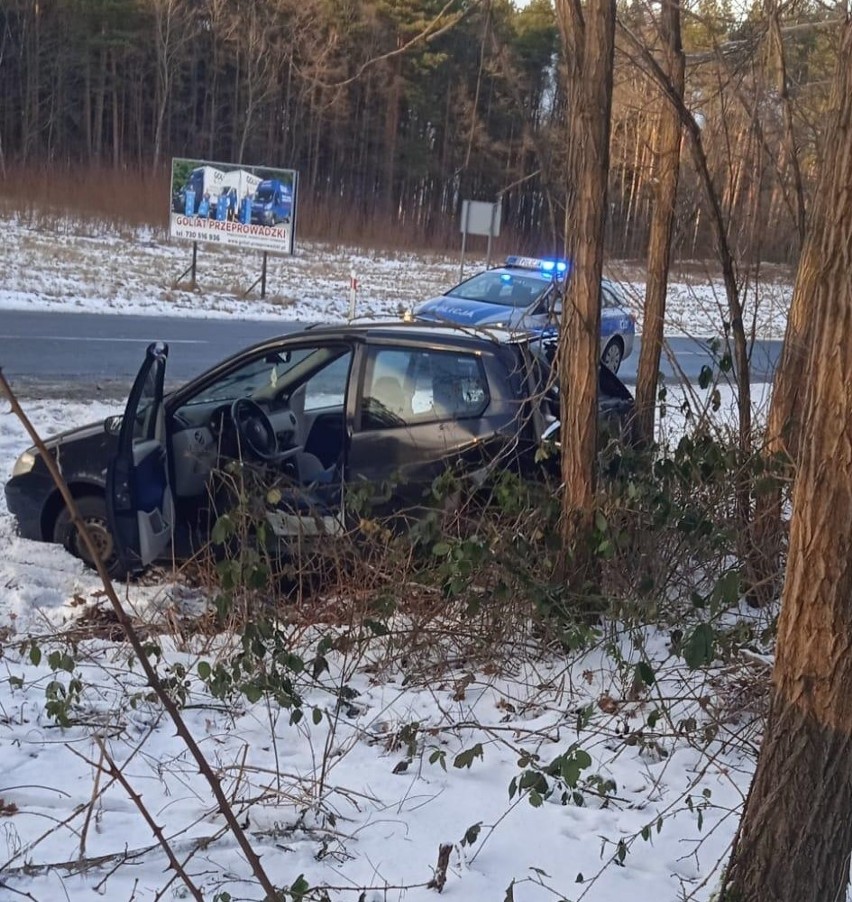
[173,216,289,240]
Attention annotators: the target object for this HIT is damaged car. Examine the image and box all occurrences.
[5,322,634,576]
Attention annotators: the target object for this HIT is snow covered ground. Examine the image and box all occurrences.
[0,387,768,901]
[0,215,793,338]
[0,216,781,900]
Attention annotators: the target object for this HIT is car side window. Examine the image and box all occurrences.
[178,346,352,411]
[361,347,489,430]
[133,363,162,442]
[302,351,352,411]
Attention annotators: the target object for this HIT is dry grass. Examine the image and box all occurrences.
[0,163,533,256]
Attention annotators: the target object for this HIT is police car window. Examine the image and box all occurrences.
[449,272,548,308]
[362,348,489,430]
[602,286,621,309]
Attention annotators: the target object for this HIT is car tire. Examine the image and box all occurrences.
[601,338,624,374]
[53,495,126,579]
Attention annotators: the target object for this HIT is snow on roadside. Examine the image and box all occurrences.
[0,216,793,337]
[0,399,201,631]
[0,608,760,902]
[0,394,767,901]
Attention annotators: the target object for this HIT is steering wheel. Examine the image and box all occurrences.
[230,398,278,461]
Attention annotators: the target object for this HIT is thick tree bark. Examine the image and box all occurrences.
[748,20,852,607]
[722,21,852,902]
[554,0,616,575]
[633,0,685,447]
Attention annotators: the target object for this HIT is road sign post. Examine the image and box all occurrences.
[459,199,502,280]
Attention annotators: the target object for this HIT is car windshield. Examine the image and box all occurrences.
[447,271,549,309]
[255,186,273,201]
[184,348,323,406]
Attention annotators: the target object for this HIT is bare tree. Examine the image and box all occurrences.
[720,20,852,902]
[229,0,284,164]
[554,0,616,576]
[633,0,685,447]
[149,0,198,170]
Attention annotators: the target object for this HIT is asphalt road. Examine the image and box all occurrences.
[0,309,783,398]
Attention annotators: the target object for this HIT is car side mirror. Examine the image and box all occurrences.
[104,415,123,436]
[541,420,561,443]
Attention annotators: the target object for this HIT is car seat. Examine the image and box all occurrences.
[431,363,461,418]
[371,376,411,417]
[511,282,532,306]
[295,450,335,485]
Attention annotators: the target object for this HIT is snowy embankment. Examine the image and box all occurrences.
[0,217,784,900]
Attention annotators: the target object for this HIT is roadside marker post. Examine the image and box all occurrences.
[348,268,359,320]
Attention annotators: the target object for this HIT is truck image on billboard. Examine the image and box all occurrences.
[169,158,297,255]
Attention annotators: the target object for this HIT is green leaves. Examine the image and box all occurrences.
[557,749,592,788]
[683,623,715,668]
[511,745,596,808]
[636,660,656,687]
[453,743,484,769]
[211,514,235,546]
[461,822,482,847]
[47,650,75,673]
[429,749,447,771]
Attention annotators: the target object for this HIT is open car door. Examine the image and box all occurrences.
[107,342,175,573]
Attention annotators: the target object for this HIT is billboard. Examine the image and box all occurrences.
[169,158,298,255]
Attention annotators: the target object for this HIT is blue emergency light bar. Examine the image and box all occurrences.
[505,255,569,275]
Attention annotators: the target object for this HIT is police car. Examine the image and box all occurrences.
[415,256,636,373]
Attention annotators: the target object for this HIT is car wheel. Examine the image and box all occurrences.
[53,495,125,579]
[601,338,624,373]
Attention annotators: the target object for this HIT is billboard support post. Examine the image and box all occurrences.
[175,241,199,290]
[243,252,269,300]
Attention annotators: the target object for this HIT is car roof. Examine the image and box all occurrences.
[164,319,530,407]
[290,318,530,347]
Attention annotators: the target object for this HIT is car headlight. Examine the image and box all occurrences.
[12,449,37,478]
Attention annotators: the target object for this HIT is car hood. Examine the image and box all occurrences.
[41,419,109,449]
[415,296,525,328]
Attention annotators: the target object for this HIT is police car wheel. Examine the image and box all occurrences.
[601,338,623,373]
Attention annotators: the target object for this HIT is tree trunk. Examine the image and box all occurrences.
[622,24,752,454]
[747,19,852,608]
[633,0,685,447]
[771,8,805,247]
[721,21,852,902]
[555,0,616,578]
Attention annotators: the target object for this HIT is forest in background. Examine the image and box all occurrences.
[0,0,843,258]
